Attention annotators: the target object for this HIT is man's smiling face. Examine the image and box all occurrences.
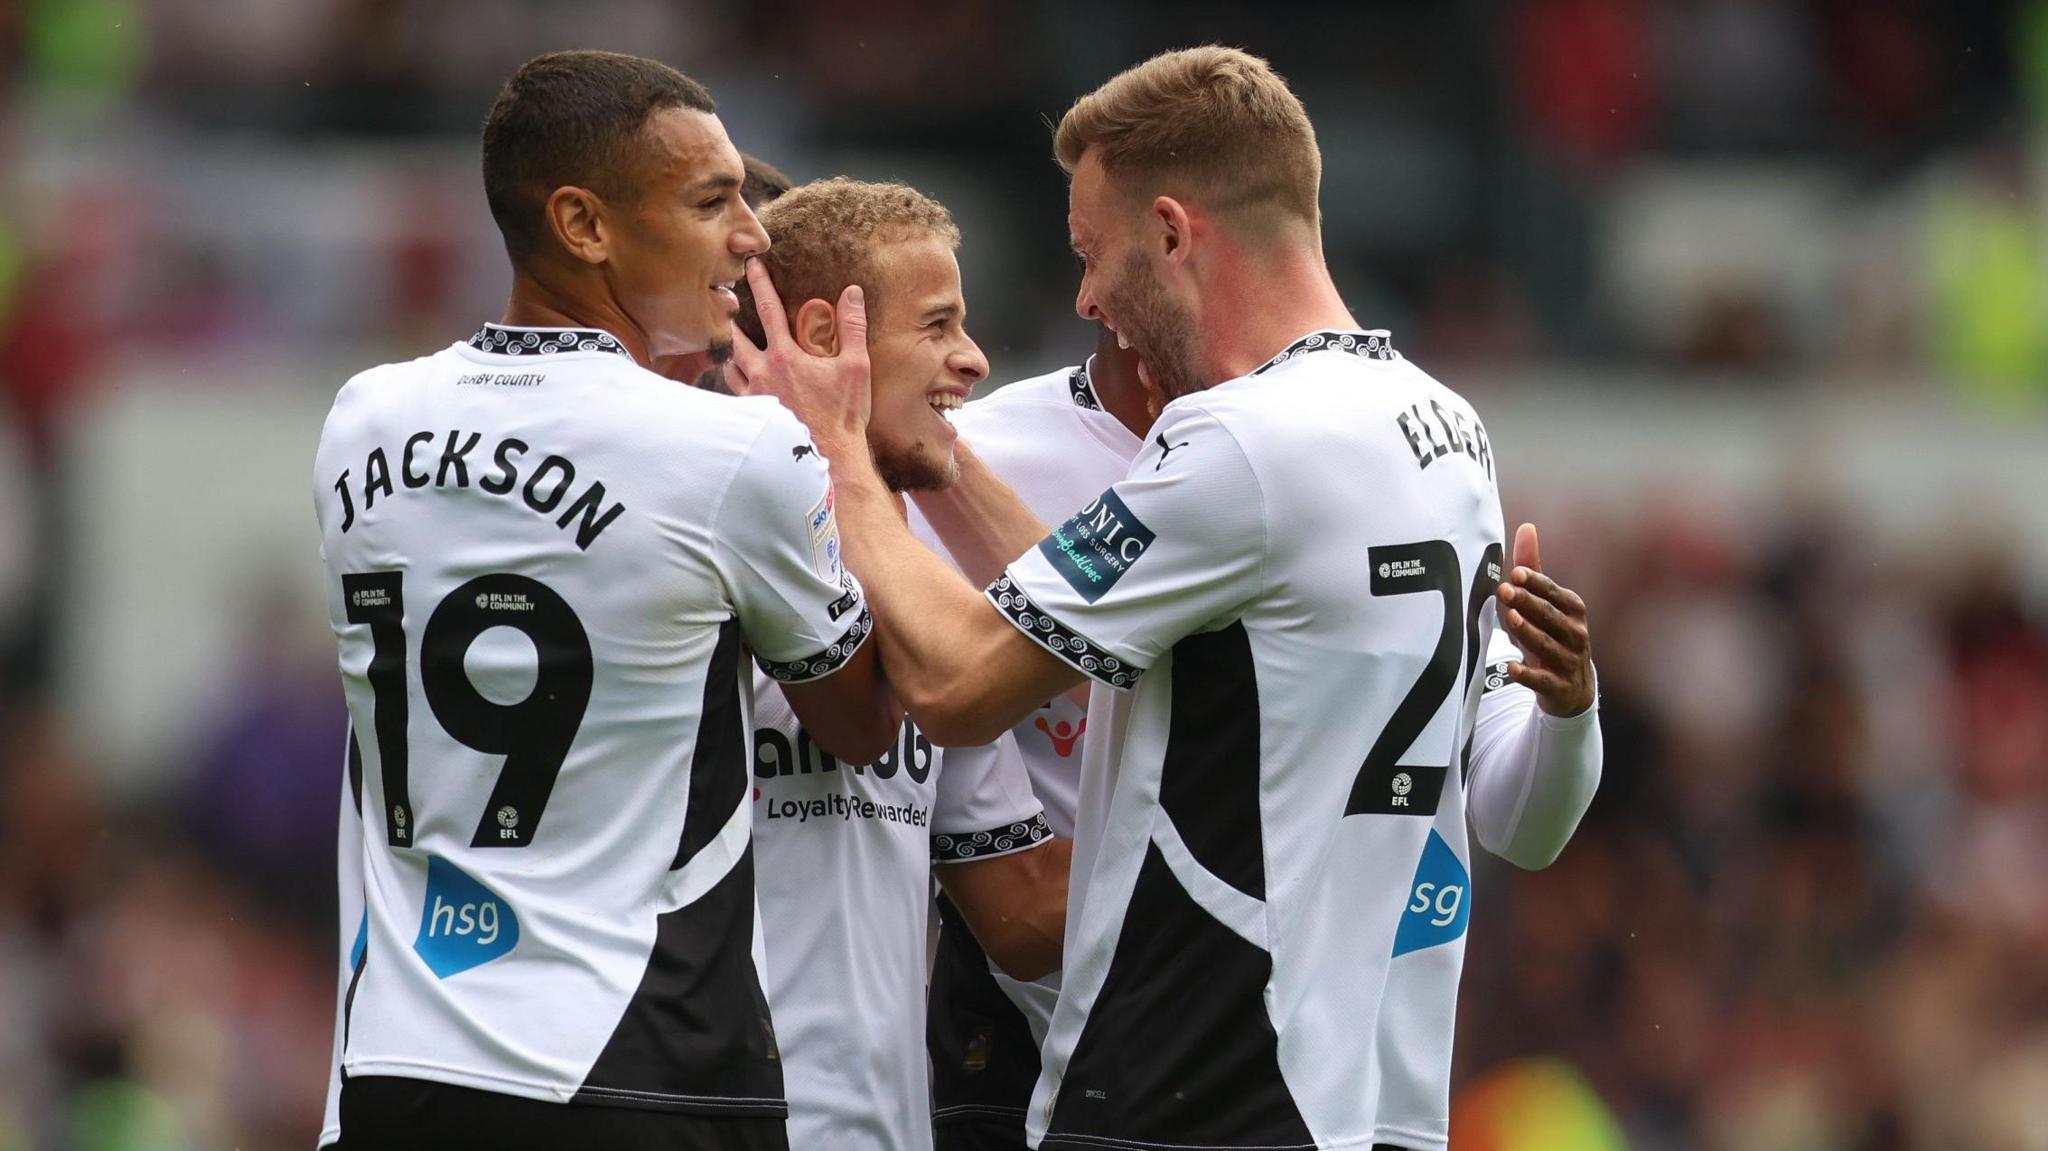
[862,232,988,492]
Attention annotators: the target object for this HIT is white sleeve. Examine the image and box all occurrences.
[988,406,1264,688]
[1465,629,1602,870]
[930,733,1053,864]
[320,730,369,1150]
[715,410,872,683]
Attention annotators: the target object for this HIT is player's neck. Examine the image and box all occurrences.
[1197,244,1357,385]
[500,269,656,366]
[1085,341,1153,440]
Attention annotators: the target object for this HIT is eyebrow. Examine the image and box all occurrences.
[920,303,961,323]
[683,172,742,197]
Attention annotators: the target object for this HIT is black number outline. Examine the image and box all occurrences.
[343,572,413,845]
[1460,543,1506,784]
[423,574,594,848]
[1345,539,1503,817]
[342,571,594,850]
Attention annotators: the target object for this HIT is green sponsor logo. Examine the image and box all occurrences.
[1039,488,1155,603]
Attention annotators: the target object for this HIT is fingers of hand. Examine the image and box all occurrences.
[1501,584,1585,649]
[1505,608,1577,668]
[744,258,787,339]
[1513,522,1542,573]
[1507,567,1588,620]
[1506,659,1568,697]
[835,283,868,355]
[728,326,767,384]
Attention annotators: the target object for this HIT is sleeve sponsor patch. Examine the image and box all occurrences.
[825,574,860,623]
[1038,488,1155,603]
[807,484,843,582]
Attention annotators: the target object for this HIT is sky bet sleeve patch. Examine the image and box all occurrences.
[1038,488,1157,603]
[807,483,843,582]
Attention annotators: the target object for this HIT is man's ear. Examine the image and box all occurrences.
[793,297,840,356]
[1152,195,1194,265]
[545,186,609,265]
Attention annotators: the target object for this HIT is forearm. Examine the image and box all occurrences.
[780,641,902,764]
[908,442,1048,588]
[1467,679,1602,870]
[937,837,1071,982]
[827,443,1060,744]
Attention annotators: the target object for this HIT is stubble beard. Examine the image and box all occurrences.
[875,442,959,494]
[1106,252,1202,407]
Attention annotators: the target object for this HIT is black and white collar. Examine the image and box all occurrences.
[466,322,633,360]
[1251,329,1397,375]
[1068,360,1106,411]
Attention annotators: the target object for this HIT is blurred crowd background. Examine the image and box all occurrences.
[1,1,2046,1149]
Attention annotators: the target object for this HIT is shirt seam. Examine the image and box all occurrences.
[713,411,872,674]
[1179,404,1270,625]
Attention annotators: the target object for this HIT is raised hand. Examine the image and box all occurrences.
[727,257,873,455]
[1496,522,1596,717]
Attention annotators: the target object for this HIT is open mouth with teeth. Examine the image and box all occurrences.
[711,278,740,312]
[928,391,964,420]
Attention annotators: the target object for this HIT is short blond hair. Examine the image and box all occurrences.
[737,177,960,346]
[1055,46,1321,237]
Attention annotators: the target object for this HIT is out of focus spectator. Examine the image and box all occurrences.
[1455,507,2048,1151]
[177,584,347,930]
[1511,0,1657,170]
[1927,140,2048,407]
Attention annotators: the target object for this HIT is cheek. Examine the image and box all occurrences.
[631,218,705,282]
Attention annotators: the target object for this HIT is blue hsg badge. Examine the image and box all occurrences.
[1392,830,1470,958]
[414,855,520,978]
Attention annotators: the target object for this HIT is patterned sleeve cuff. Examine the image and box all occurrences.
[932,812,1054,863]
[985,574,1145,689]
[1481,659,1514,694]
[756,606,874,684]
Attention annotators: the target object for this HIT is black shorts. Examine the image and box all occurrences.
[337,1075,789,1151]
[932,1112,1418,1151]
[929,895,1042,1147]
[933,1112,1032,1151]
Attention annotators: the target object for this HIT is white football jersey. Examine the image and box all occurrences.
[314,323,872,1119]
[950,361,1144,839]
[751,670,1049,1151]
[319,734,365,1150]
[919,363,1139,1132]
[990,331,1505,1151]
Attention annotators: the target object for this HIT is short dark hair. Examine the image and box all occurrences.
[740,154,793,210]
[481,50,716,261]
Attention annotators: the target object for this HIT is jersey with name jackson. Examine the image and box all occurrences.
[990,331,1504,1151]
[751,669,1048,1151]
[313,323,872,1119]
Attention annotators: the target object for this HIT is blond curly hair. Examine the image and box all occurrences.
[736,177,960,346]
